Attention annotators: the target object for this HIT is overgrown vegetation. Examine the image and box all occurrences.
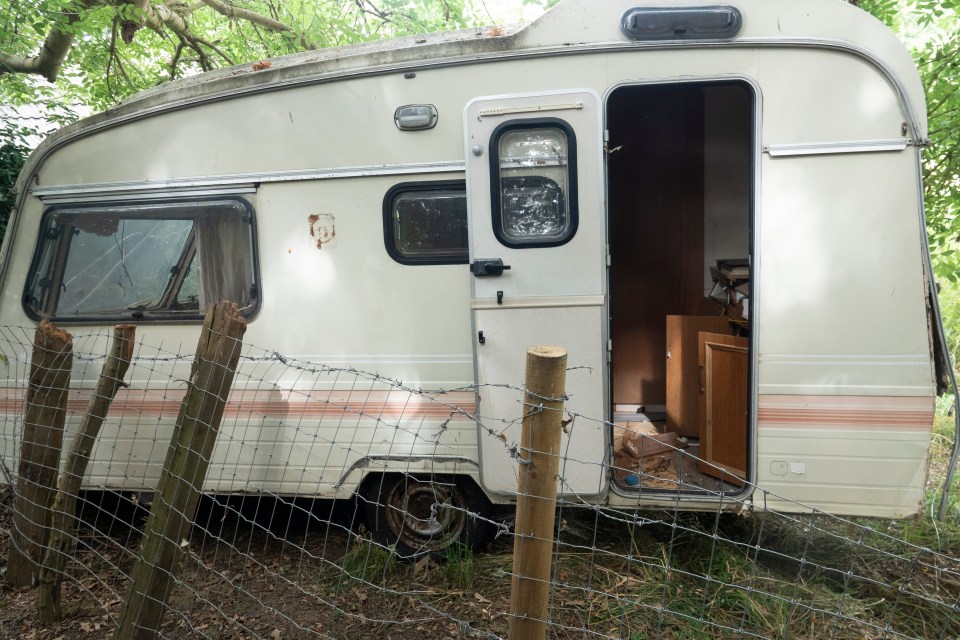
[440,542,478,589]
[341,534,398,583]
[0,0,542,114]
[0,124,28,245]
[6,480,958,639]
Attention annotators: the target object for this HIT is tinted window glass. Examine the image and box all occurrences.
[384,182,467,265]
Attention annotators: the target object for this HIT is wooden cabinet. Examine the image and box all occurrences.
[698,332,748,485]
[665,315,730,437]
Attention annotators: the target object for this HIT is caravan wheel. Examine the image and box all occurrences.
[362,475,493,559]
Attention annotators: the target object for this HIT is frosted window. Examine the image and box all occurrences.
[494,124,575,247]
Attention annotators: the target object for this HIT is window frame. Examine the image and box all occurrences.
[22,196,261,323]
[382,180,469,266]
[488,117,579,249]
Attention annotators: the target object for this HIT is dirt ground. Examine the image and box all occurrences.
[4,481,960,640]
[0,488,523,640]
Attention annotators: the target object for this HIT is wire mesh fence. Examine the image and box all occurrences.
[1,321,959,640]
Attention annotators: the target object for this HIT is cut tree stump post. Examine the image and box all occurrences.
[7,321,73,587]
[114,302,246,640]
[38,324,136,621]
[509,346,567,640]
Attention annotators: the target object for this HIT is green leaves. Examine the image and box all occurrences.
[0,0,536,114]
[854,1,960,287]
[0,122,30,244]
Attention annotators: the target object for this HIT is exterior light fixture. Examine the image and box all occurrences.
[394,104,438,131]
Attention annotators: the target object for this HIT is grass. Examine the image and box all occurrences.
[5,415,960,639]
[340,533,398,583]
[533,410,960,640]
[264,412,960,639]
[544,507,958,639]
[5,482,960,640]
[439,542,477,589]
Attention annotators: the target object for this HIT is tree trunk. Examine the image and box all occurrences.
[37,325,136,621]
[114,302,245,640]
[7,321,73,587]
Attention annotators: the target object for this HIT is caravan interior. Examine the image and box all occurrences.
[606,81,754,494]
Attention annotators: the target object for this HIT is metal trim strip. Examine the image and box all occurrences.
[765,139,909,157]
[760,353,930,366]
[36,186,257,204]
[470,294,605,310]
[31,161,467,200]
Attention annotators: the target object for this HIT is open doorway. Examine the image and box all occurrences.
[606,81,754,495]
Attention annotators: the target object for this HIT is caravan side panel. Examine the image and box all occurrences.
[754,51,934,517]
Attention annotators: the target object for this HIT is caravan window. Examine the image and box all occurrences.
[24,198,258,321]
[383,181,468,265]
[490,119,578,248]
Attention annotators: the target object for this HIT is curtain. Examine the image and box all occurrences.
[195,211,253,309]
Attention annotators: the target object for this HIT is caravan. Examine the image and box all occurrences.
[0,0,944,553]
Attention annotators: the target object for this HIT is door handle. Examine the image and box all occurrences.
[470,258,511,277]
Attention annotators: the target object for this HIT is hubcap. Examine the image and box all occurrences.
[384,480,467,552]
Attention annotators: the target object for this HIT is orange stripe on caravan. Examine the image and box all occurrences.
[757,395,934,431]
[0,388,477,421]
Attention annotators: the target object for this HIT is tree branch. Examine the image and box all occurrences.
[191,34,236,66]
[355,0,393,23]
[120,0,151,44]
[168,40,185,79]
[106,14,119,92]
[198,0,293,33]
[0,0,103,82]
[1,0,313,84]
[138,1,192,38]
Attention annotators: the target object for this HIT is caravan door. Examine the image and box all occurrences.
[464,90,607,497]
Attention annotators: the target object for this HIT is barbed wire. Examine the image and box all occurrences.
[0,325,958,639]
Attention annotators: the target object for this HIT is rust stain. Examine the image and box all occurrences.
[308,214,336,250]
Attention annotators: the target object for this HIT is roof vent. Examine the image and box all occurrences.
[620,6,742,41]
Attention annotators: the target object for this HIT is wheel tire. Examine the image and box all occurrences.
[363,475,494,559]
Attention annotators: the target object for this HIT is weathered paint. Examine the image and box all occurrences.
[0,0,937,517]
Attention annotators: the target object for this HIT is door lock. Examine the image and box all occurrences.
[470,258,511,277]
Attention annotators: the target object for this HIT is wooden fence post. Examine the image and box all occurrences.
[114,302,245,640]
[38,324,136,621]
[7,321,73,587]
[509,345,567,640]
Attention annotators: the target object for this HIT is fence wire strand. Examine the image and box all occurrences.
[0,325,958,639]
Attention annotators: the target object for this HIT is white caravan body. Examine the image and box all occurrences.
[0,0,938,521]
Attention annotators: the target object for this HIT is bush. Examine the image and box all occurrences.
[0,132,29,245]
